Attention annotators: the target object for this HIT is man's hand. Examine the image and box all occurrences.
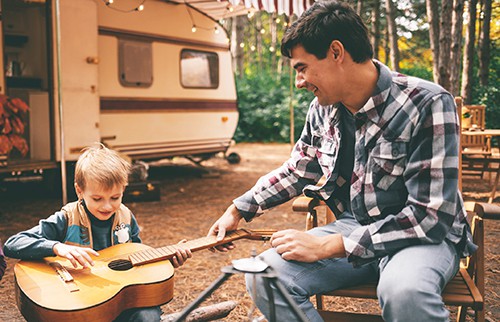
[53,243,99,268]
[170,239,192,268]
[207,204,243,252]
[271,229,346,262]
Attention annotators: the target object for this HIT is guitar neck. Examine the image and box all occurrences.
[129,229,272,266]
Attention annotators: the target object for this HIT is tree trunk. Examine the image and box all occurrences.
[256,12,263,72]
[371,0,381,60]
[438,0,453,91]
[449,0,465,96]
[461,0,478,103]
[426,0,440,83]
[231,16,246,78]
[478,0,492,86]
[384,27,390,65]
[270,12,278,74]
[357,0,363,15]
[385,0,400,71]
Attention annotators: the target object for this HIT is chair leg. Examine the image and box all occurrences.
[456,306,467,322]
[476,309,485,322]
[488,169,499,203]
[316,295,323,310]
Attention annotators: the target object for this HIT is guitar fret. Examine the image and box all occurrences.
[137,252,150,262]
[166,246,177,255]
[142,250,154,260]
[149,248,162,259]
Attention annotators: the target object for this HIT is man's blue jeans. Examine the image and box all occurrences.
[246,212,460,322]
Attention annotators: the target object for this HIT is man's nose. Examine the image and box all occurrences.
[295,76,306,89]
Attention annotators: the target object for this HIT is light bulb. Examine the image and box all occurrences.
[192,26,197,32]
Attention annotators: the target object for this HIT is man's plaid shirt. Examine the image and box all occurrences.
[234,61,476,266]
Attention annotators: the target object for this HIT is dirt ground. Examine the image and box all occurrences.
[0,143,498,322]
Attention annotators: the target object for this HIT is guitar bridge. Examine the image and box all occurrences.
[49,262,80,292]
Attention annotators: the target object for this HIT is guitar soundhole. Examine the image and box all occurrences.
[108,259,133,271]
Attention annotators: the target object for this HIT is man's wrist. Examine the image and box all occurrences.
[230,203,244,221]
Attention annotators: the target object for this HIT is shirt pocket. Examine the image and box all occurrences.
[313,134,338,177]
[369,140,407,191]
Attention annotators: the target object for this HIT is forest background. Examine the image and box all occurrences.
[223,0,499,144]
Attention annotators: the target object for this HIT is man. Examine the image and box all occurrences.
[208,1,476,321]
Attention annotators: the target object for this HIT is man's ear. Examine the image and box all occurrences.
[329,40,344,60]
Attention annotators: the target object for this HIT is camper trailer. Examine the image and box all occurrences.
[0,0,238,190]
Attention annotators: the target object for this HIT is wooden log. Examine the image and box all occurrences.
[162,300,238,322]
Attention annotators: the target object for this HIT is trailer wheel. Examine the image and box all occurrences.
[226,152,241,164]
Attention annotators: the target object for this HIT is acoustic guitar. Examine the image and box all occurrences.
[14,228,275,322]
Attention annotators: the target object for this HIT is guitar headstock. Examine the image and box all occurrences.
[239,228,276,241]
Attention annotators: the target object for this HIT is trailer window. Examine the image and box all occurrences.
[180,50,219,88]
[119,39,153,87]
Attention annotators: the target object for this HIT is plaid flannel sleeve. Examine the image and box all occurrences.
[343,93,462,266]
[233,111,324,222]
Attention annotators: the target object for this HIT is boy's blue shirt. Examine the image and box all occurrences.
[3,203,141,260]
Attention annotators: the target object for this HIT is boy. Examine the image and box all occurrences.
[4,144,191,322]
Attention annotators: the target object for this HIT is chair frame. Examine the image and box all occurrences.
[291,97,498,322]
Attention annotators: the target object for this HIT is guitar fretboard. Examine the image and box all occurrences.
[129,229,253,266]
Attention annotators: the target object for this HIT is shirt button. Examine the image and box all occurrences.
[392,148,399,157]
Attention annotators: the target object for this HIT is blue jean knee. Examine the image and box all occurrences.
[245,213,377,322]
[377,240,460,322]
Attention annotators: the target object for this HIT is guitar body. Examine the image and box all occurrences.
[14,243,174,322]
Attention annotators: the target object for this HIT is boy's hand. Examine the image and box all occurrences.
[53,243,99,268]
[170,239,192,268]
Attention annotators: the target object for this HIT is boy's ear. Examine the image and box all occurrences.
[74,183,83,198]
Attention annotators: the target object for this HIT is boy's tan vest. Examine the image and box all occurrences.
[61,201,133,248]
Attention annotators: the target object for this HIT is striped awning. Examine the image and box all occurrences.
[167,0,316,21]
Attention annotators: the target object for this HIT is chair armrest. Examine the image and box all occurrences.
[292,196,322,213]
[473,202,500,220]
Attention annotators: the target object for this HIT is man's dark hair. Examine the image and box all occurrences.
[281,0,373,63]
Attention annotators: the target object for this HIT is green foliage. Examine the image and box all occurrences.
[400,66,433,81]
[472,40,500,130]
[234,70,313,143]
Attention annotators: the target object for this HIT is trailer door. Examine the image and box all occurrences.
[57,0,100,160]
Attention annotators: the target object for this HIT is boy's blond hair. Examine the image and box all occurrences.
[74,144,131,191]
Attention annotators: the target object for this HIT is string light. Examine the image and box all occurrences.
[185,1,224,35]
[101,0,145,13]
